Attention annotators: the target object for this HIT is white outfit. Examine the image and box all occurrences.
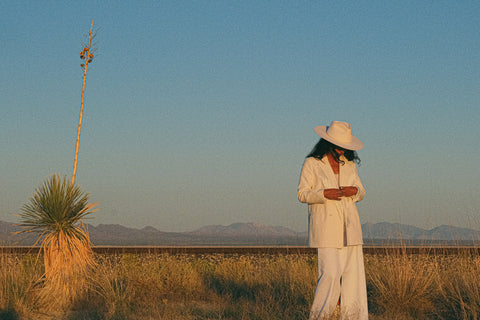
[297,156,368,320]
[311,246,368,320]
[297,156,365,248]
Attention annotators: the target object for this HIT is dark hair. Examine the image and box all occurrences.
[307,138,361,165]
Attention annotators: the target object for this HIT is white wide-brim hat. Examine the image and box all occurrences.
[314,121,364,150]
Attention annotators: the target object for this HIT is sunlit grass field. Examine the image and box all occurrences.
[1,249,480,319]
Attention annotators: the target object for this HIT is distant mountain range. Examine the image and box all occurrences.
[1,220,480,246]
[361,222,480,245]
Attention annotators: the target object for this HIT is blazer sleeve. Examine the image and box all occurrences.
[297,158,327,204]
[351,164,366,202]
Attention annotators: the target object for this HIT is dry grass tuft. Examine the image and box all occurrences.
[436,254,480,319]
[365,248,438,319]
[0,251,42,319]
[90,256,133,319]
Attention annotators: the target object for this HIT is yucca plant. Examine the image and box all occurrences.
[17,174,98,305]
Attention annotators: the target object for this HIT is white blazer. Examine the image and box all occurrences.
[297,156,366,248]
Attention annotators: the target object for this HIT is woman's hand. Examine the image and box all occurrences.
[340,186,358,197]
[324,187,358,200]
[324,189,342,201]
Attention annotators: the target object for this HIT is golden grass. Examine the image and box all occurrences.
[1,249,480,319]
[365,249,438,319]
[436,254,480,319]
[0,251,42,319]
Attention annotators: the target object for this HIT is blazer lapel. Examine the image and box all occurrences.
[321,156,339,189]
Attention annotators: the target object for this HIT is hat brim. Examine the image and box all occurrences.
[314,126,364,150]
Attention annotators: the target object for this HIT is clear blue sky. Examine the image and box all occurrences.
[1,1,479,232]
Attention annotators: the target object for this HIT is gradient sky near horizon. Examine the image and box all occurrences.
[1,1,479,232]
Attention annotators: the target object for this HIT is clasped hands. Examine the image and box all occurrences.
[324,186,358,201]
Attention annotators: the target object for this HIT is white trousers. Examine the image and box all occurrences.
[310,246,368,320]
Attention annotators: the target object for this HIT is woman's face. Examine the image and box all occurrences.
[334,148,345,156]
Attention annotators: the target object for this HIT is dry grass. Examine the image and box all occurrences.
[0,251,42,319]
[365,249,438,319]
[1,249,480,319]
[366,248,480,320]
[436,254,480,320]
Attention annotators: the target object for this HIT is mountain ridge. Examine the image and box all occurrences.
[1,220,479,246]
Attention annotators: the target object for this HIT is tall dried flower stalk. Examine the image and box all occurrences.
[72,19,97,186]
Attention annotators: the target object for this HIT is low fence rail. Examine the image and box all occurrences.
[1,246,479,255]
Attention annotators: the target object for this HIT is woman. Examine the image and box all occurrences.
[297,121,368,320]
